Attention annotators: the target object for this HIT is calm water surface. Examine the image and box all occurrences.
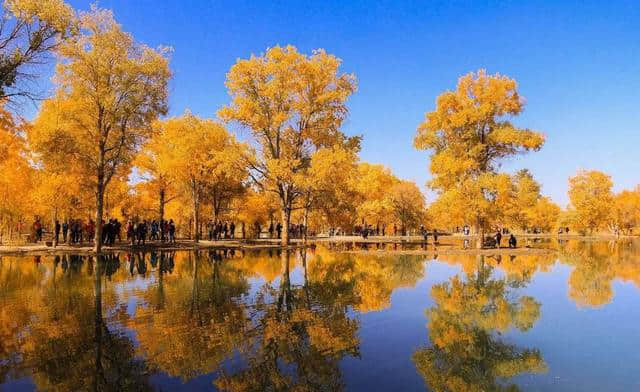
[1,240,639,391]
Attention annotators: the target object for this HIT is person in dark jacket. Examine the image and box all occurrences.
[54,220,61,245]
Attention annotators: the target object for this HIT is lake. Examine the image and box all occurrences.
[1,240,639,391]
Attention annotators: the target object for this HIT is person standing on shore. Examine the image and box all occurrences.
[127,220,134,244]
[62,221,68,243]
[54,220,61,246]
[137,220,147,245]
[495,230,502,248]
[169,220,176,243]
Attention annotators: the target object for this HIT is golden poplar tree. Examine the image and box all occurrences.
[29,6,171,252]
[0,104,34,239]
[384,181,425,234]
[135,133,180,221]
[567,170,614,234]
[354,163,399,230]
[0,0,76,102]
[219,45,357,245]
[149,112,247,242]
[301,145,360,235]
[414,70,545,247]
[612,187,640,234]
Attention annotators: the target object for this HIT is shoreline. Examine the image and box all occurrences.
[0,234,634,256]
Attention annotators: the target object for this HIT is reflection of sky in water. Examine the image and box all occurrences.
[1,241,640,391]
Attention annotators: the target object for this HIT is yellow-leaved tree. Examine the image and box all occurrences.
[527,197,561,233]
[0,104,34,240]
[29,6,171,252]
[566,170,614,234]
[135,130,180,221]
[505,169,541,231]
[149,112,248,242]
[219,45,357,245]
[384,181,425,235]
[0,0,76,102]
[301,145,360,236]
[612,187,640,235]
[414,70,545,247]
[354,163,399,231]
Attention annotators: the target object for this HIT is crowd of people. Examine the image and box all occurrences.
[249,221,308,240]
[30,214,528,250]
[52,218,96,244]
[33,217,177,247]
[125,219,177,245]
[207,220,237,240]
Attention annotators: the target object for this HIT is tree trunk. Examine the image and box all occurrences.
[303,206,309,244]
[52,207,58,247]
[159,188,166,221]
[94,174,104,254]
[192,185,200,243]
[476,219,484,249]
[281,206,290,247]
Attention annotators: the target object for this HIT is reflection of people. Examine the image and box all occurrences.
[509,234,517,248]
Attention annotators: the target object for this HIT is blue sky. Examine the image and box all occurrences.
[61,0,639,205]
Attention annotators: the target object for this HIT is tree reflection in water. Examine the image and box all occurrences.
[0,254,153,391]
[0,248,430,390]
[560,239,640,307]
[412,255,547,392]
[6,243,635,390]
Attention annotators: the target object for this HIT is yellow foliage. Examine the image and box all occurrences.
[147,111,248,240]
[415,70,545,244]
[567,170,614,234]
[612,187,640,234]
[28,5,170,250]
[219,45,357,244]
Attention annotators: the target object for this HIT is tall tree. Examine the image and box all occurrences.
[384,181,425,235]
[300,145,360,237]
[29,6,171,252]
[414,70,545,247]
[0,104,33,240]
[219,45,357,246]
[527,196,561,233]
[135,133,179,221]
[149,112,247,242]
[354,163,398,231]
[612,187,640,235]
[0,0,76,103]
[567,170,614,234]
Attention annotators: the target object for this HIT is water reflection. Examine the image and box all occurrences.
[1,240,639,390]
[412,256,547,391]
[560,240,640,307]
[0,249,426,390]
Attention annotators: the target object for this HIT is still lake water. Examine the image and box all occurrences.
[1,240,639,391]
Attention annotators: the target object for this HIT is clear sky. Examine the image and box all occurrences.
[61,0,639,205]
